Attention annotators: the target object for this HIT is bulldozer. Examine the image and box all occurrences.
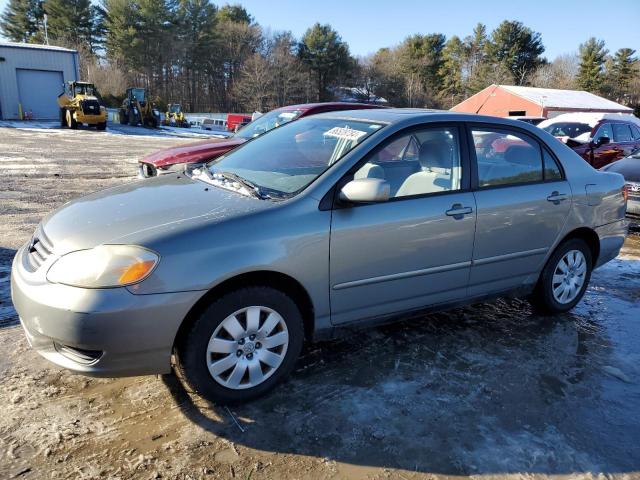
[57,81,107,130]
[163,103,190,128]
[119,88,161,128]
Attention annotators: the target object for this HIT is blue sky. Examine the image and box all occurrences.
[237,0,640,59]
[1,0,638,60]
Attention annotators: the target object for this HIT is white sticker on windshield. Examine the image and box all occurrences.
[324,126,367,141]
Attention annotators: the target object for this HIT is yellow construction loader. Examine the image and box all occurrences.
[58,81,107,130]
[163,103,190,128]
[119,88,161,128]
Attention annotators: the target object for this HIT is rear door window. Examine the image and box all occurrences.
[471,128,543,187]
[543,149,563,181]
[613,124,633,142]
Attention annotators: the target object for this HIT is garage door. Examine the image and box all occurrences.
[16,69,64,120]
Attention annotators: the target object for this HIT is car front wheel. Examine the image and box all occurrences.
[529,238,593,314]
[175,287,304,404]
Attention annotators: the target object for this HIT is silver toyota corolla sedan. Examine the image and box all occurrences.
[11,109,628,403]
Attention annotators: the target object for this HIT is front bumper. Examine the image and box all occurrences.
[10,245,204,377]
[627,196,640,216]
[73,111,107,124]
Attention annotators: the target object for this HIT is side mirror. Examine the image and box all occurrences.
[339,178,390,204]
[592,136,610,148]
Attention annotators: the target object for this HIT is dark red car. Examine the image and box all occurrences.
[139,102,384,177]
[540,115,640,169]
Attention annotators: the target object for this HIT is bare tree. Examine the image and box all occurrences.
[232,53,273,111]
[530,54,579,89]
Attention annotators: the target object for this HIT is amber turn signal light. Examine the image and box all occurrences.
[119,260,156,285]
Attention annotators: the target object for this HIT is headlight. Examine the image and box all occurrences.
[47,245,159,288]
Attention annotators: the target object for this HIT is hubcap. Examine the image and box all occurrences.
[552,249,587,304]
[205,306,289,390]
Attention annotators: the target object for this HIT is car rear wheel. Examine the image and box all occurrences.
[175,287,304,404]
[529,238,592,314]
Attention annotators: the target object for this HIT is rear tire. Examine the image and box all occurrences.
[60,108,66,127]
[529,238,592,314]
[119,110,128,125]
[175,286,304,404]
[96,122,107,131]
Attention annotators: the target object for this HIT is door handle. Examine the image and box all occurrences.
[546,191,568,204]
[445,204,473,218]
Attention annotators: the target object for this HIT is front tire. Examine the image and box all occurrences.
[96,121,107,131]
[66,109,78,129]
[529,238,592,314]
[175,287,304,404]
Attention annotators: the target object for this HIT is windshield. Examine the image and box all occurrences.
[235,109,304,140]
[208,117,384,196]
[131,88,145,102]
[75,84,96,96]
[542,122,592,138]
[169,104,181,113]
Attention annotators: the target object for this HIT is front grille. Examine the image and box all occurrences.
[81,99,101,115]
[25,225,54,272]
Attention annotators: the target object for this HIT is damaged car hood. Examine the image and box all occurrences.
[41,174,271,253]
[140,137,246,169]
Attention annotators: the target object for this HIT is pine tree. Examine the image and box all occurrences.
[298,23,352,101]
[464,23,490,93]
[606,48,637,103]
[576,37,608,93]
[486,20,545,85]
[43,0,103,51]
[104,0,175,91]
[176,0,217,111]
[439,35,465,107]
[0,0,42,42]
[216,4,252,24]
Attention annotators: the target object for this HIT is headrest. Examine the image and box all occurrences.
[419,139,452,170]
[504,145,539,166]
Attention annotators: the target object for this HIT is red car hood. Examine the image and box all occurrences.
[141,137,246,168]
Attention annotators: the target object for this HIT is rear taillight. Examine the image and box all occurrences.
[622,184,629,202]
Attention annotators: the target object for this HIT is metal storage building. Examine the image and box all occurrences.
[451,84,633,119]
[0,41,79,120]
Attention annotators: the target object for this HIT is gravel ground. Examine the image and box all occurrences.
[1,124,639,480]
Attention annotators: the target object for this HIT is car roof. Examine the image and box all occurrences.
[308,108,540,127]
[276,102,383,112]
